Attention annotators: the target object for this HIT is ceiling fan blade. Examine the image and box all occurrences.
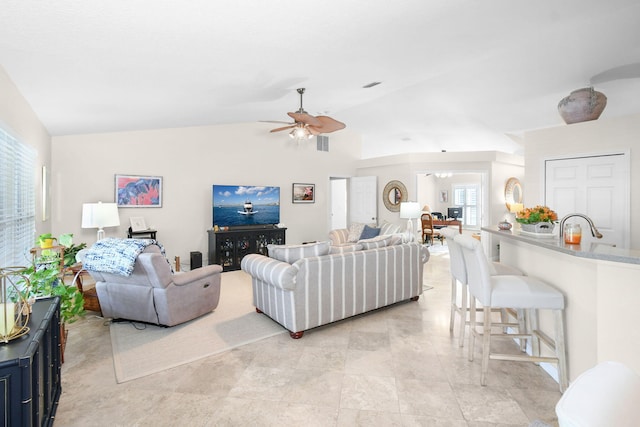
[287,112,322,127]
[270,125,296,133]
[590,62,640,85]
[260,120,294,124]
[307,116,346,134]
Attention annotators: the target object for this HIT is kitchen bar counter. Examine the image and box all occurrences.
[482,227,640,265]
[482,226,640,381]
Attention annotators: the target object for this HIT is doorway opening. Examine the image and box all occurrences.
[415,171,488,232]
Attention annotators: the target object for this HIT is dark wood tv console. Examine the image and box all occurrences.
[207,227,286,271]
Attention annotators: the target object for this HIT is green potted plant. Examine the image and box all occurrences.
[58,233,87,267]
[21,233,87,362]
[22,240,86,324]
[36,233,56,248]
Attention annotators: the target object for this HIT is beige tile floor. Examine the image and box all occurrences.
[55,246,561,426]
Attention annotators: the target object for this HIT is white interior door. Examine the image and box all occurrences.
[349,176,377,225]
[545,153,629,248]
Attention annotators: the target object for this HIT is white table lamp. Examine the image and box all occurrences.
[81,202,120,241]
[400,201,422,242]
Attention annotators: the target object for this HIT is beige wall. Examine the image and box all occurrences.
[51,125,361,266]
[0,66,52,237]
[524,113,640,249]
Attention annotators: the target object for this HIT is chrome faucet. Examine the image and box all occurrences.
[559,213,603,241]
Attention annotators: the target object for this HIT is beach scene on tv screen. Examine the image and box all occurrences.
[212,185,280,227]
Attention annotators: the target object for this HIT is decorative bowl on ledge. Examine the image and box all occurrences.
[498,220,512,231]
[520,222,555,234]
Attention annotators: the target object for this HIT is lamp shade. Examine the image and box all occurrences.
[82,202,120,241]
[400,202,421,219]
[509,203,524,214]
[82,202,120,228]
[422,204,431,213]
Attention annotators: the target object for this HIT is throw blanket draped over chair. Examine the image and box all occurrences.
[84,238,170,276]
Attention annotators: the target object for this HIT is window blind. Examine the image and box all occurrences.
[0,127,36,267]
[453,184,480,227]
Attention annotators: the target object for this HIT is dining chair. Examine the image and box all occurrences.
[456,233,568,392]
[421,213,442,245]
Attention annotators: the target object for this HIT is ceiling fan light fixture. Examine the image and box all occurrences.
[435,172,453,178]
[289,124,312,141]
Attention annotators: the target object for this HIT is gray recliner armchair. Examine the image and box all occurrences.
[85,244,222,326]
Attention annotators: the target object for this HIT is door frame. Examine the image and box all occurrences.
[329,176,349,231]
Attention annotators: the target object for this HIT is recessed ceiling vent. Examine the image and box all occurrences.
[363,81,381,88]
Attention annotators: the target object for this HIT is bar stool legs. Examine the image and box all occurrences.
[457,233,569,393]
[468,302,568,392]
[449,276,471,347]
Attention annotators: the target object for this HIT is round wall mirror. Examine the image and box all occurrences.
[504,177,523,210]
[382,180,408,212]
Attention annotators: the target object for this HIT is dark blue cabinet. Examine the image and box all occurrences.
[208,228,286,271]
[0,297,61,426]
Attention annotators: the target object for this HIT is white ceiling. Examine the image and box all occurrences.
[2,0,639,158]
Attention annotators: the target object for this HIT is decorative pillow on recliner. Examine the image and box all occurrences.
[359,224,381,240]
[358,235,392,250]
[268,241,331,264]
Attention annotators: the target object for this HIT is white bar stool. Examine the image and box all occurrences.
[455,233,568,392]
[440,227,525,347]
[556,361,640,426]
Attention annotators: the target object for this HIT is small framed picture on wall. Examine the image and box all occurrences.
[439,190,448,203]
[292,183,315,203]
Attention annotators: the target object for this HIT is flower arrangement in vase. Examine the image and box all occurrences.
[516,205,558,233]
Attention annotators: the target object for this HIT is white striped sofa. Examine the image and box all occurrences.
[240,240,429,338]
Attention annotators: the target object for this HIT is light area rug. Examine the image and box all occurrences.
[110,270,286,383]
[425,242,450,256]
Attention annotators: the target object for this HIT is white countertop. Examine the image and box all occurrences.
[482,226,640,265]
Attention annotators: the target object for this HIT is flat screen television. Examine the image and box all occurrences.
[447,207,462,220]
[212,185,280,228]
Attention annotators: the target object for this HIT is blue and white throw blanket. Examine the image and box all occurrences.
[83,238,169,276]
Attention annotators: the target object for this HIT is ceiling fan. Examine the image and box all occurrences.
[264,88,346,140]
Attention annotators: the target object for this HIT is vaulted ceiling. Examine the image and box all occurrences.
[1,0,639,158]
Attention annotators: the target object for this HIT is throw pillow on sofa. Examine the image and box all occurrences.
[358,235,392,250]
[386,234,404,246]
[268,241,331,264]
[347,223,367,242]
[379,221,402,236]
[330,243,363,254]
[359,225,381,240]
